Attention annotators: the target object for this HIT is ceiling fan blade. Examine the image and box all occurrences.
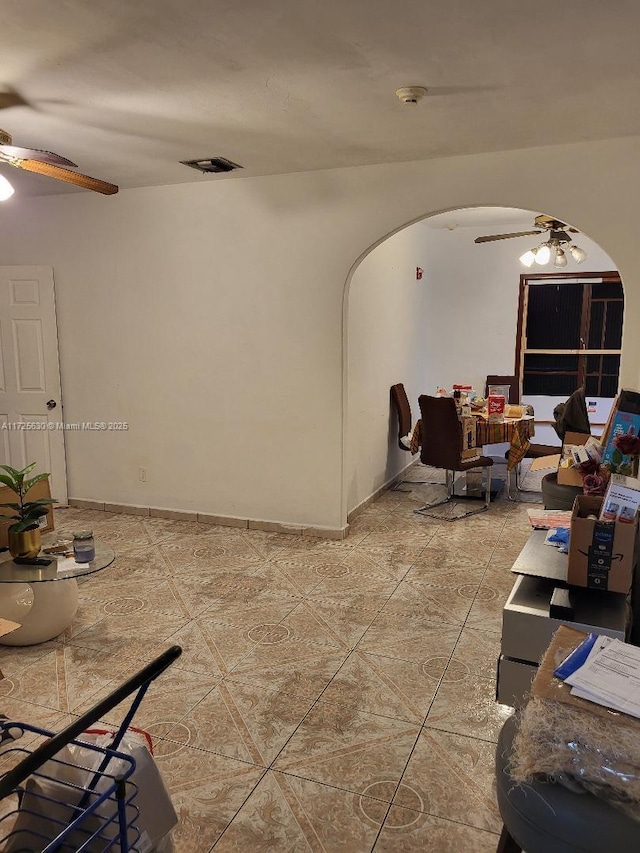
[0,144,77,167]
[16,159,118,195]
[474,229,542,244]
[0,91,29,111]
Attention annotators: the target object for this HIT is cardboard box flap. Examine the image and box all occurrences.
[530,454,560,472]
[557,431,591,487]
[532,625,640,730]
[0,618,21,638]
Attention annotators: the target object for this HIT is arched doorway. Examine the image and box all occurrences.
[342,205,622,524]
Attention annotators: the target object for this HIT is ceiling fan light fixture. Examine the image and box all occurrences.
[534,244,551,265]
[554,247,568,267]
[0,173,14,201]
[569,244,587,263]
[519,248,537,267]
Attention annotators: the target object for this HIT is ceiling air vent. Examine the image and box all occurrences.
[179,157,243,174]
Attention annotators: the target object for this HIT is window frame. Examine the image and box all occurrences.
[514,270,623,399]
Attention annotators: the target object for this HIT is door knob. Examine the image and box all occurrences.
[46,399,57,410]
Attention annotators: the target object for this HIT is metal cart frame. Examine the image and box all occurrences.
[0,644,182,851]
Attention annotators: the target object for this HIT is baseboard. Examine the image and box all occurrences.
[67,498,349,540]
[347,458,418,523]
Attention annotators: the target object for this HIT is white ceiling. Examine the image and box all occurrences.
[422,207,536,230]
[2,0,640,196]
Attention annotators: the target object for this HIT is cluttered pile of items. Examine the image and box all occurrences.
[434,383,527,422]
[511,625,640,821]
[506,390,640,822]
[555,388,640,499]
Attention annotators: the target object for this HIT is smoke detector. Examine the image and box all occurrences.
[395,87,428,105]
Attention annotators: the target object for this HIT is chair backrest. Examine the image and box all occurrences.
[390,383,412,450]
[485,374,519,404]
[553,386,591,439]
[418,395,464,470]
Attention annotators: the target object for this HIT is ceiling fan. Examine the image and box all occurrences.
[474,214,578,244]
[475,214,587,267]
[0,128,118,195]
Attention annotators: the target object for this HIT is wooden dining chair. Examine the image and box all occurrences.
[414,395,494,520]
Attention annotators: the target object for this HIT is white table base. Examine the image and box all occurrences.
[0,578,79,645]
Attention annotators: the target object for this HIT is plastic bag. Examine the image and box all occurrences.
[5,728,176,852]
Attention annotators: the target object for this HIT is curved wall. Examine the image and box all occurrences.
[345,208,617,515]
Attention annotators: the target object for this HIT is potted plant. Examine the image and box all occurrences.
[0,463,57,559]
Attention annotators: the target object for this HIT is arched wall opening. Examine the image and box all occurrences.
[343,204,621,522]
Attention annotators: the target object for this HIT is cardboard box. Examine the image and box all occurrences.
[487,394,505,422]
[0,479,55,549]
[567,494,638,593]
[460,415,480,461]
[0,618,21,677]
[531,625,640,731]
[601,474,640,522]
[557,431,591,487]
[530,453,560,472]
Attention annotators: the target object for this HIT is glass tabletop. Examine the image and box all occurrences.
[0,540,115,583]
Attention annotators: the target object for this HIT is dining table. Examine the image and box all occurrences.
[409,410,536,470]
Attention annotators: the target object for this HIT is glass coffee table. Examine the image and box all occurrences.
[0,540,115,646]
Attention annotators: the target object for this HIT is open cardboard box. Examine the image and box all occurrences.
[531,625,640,729]
[557,431,591,487]
[0,479,55,548]
[567,494,638,593]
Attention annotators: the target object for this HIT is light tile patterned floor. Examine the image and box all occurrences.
[0,463,540,851]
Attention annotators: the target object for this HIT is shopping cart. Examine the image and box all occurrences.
[0,644,182,852]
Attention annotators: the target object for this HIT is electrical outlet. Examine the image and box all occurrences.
[139,467,147,483]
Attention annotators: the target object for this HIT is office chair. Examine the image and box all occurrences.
[495,716,640,852]
[541,387,591,509]
[413,395,494,520]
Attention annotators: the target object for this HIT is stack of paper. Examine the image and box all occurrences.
[562,636,640,718]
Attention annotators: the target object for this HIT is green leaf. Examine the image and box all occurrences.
[9,519,39,533]
[0,464,21,479]
[23,473,51,494]
[22,499,56,509]
[0,502,22,511]
[15,463,36,487]
[21,502,49,512]
[0,473,18,491]
[612,449,624,465]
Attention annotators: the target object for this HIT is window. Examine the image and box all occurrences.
[515,272,623,398]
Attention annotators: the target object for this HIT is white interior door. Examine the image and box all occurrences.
[0,266,68,504]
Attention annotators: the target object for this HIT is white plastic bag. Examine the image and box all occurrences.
[5,728,176,852]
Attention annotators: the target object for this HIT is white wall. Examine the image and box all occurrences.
[346,228,430,513]
[0,136,639,529]
[420,220,616,395]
